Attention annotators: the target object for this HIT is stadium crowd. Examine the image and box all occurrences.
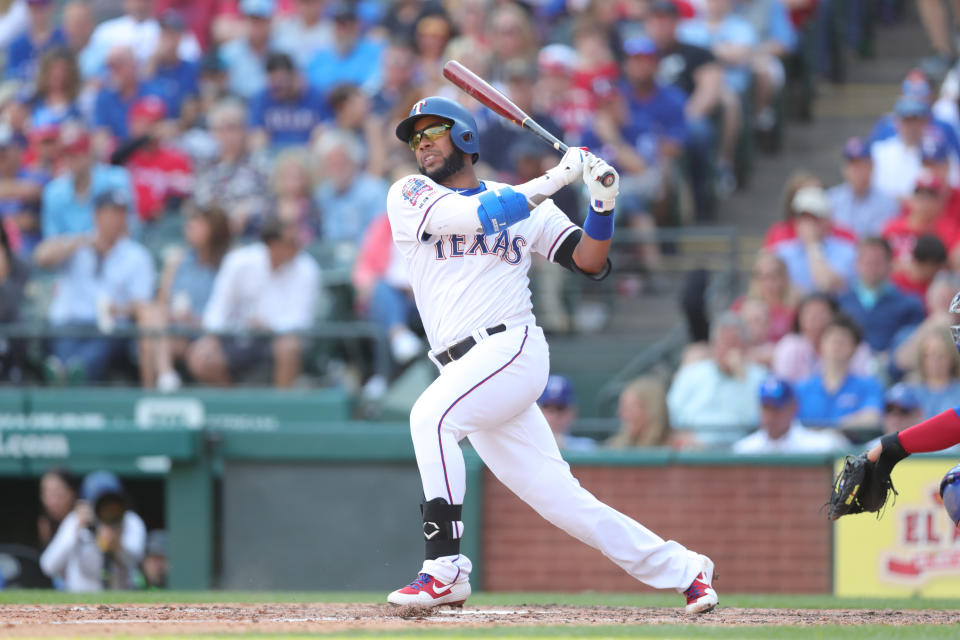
[0,0,947,456]
[0,0,847,395]
[578,56,960,456]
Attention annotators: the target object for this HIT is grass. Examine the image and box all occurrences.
[2,590,960,610]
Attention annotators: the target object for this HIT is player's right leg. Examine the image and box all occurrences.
[468,403,718,614]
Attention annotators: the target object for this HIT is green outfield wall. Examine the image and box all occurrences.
[5,387,951,594]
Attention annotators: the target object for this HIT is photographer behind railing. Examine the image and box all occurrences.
[40,470,146,592]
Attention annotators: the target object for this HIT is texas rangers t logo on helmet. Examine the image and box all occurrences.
[412,100,427,115]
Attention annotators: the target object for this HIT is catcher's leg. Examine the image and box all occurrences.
[468,403,710,594]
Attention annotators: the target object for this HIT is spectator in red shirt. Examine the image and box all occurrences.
[882,170,957,267]
[919,135,960,244]
[536,44,595,143]
[110,96,192,222]
[765,170,856,249]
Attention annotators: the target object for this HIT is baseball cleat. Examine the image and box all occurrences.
[681,554,718,614]
[387,573,471,608]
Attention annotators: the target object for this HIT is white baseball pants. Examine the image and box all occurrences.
[410,323,703,590]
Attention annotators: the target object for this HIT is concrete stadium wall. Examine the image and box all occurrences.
[482,462,832,593]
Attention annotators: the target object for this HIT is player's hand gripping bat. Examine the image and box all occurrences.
[442,60,616,188]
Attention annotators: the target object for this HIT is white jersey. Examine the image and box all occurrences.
[386,174,580,351]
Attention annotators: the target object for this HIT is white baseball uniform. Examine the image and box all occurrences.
[386,174,704,590]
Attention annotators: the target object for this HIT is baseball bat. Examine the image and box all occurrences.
[442,60,616,188]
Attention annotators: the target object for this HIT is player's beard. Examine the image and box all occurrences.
[419,150,465,184]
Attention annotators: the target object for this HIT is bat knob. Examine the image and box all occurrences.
[600,171,616,188]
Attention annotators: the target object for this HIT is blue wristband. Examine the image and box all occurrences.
[583,208,614,241]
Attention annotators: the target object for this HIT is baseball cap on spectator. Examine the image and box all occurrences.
[266,52,295,72]
[921,136,950,164]
[80,470,126,510]
[884,383,919,413]
[538,374,576,409]
[649,0,679,15]
[60,122,90,154]
[914,169,943,192]
[240,0,274,18]
[791,185,831,218]
[842,136,871,161]
[759,376,794,408]
[94,189,129,210]
[623,35,658,57]
[895,96,930,119]
[538,44,578,74]
[902,68,931,100]
[158,9,185,31]
[330,1,357,22]
[649,0,695,18]
[129,95,167,123]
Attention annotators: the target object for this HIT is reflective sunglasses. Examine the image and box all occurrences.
[409,123,452,151]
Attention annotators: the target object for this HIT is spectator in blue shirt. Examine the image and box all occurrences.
[870,69,960,164]
[250,52,331,153]
[29,48,83,129]
[837,237,926,353]
[774,185,858,294]
[0,125,45,257]
[795,315,884,428]
[93,46,148,147]
[736,0,796,133]
[306,2,384,96]
[312,129,387,245]
[220,0,274,100]
[678,0,758,96]
[582,36,686,229]
[827,137,900,238]
[271,0,333,69]
[42,124,137,239]
[33,189,156,383]
[646,0,725,219]
[6,0,64,80]
[142,11,198,120]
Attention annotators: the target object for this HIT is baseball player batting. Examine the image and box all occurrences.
[384,95,718,614]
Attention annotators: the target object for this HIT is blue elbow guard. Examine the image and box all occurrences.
[477,186,530,235]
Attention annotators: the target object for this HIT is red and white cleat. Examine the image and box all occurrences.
[682,554,719,614]
[387,573,471,608]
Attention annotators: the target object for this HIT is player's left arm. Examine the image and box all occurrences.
[536,154,618,278]
[572,153,618,275]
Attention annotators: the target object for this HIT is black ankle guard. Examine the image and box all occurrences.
[421,498,463,560]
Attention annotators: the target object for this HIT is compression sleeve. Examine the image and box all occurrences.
[896,408,960,454]
[553,229,612,281]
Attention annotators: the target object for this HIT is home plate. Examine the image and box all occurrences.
[435,609,528,616]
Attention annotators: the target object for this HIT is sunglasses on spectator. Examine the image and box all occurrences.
[915,187,939,197]
[409,123,451,151]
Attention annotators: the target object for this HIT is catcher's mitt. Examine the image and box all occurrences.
[827,453,898,520]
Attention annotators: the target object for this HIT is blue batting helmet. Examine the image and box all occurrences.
[395,96,480,164]
[941,463,960,527]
